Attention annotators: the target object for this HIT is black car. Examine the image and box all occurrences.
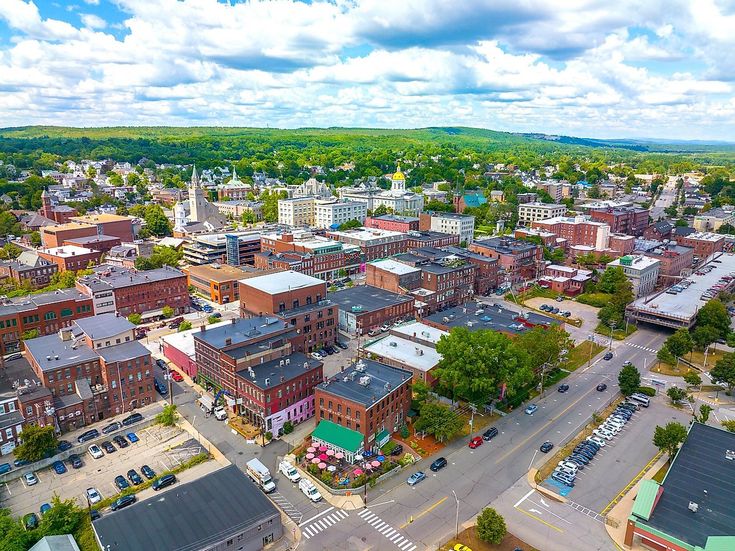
[603,352,613,360]
[90,509,101,521]
[154,378,167,396]
[390,444,404,457]
[540,441,554,453]
[429,457,447,472]
[68,454,83,469]
[127,469,143,485]
[596,383,608,392]
[323,346,334,355]
[574,447,596,460]
[102,422,121,435]
[113,435,129,449]
[482,427,499,441]
[335,341,348,350]
[110,495,136,511]
[122,413,143,427]
[77,429,100,444]
[152,474,177,491]
[57,440,72,452]
[101,441,116,454]
[557,384,570,393]
[156,359,167,370]
[620,402,639,411]
[574,443,597,454]
[567,454,589,466]
[141,465,156,479]
[114,475,129,491]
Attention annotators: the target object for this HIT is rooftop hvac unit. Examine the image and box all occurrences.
[726,449,735,461]
[285,358,290,365]
[358,376,371,387]
[355,360,366,372]
[688,502,699,513]
[389,341,398,347]
[264,378,270,386]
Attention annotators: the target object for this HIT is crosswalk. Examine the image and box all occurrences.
[357,508,417,551]
[625,343,657,354]
[300,507,349,539]
[269,492,302,524]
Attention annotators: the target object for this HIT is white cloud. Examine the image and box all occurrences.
[80,13,106,29]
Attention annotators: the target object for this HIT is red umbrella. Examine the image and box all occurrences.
[305,453,315,460]
[353,468,364,476]
[319,453,329,461]
[319,445,328,452]
[335,452,344,460]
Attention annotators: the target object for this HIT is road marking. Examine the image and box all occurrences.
[513,488,534,508]
[399,496,447,528]
[527,499,572,524]
[299,506,334,527]
[514,506,564,533]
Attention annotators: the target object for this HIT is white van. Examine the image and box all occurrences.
[279,461,301,483]
[299,478,322,502]
[629,393,650,407]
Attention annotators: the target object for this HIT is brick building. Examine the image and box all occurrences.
[468,237,544,284]
[437,246,500,295]
[0,289,93,356]
[325,228,408,263]
[259,231,360,279]
[329,285,414,335]
[314,358,412,447]
[674,231,725,260]
[193,317,324,436]
[642,220,673,241]
[75,265,189,318]
[365,215,419,233]
[404,230,459,249]
[41,222,97,248]
[532,215,611,250]
[0,252,58,289]
[540,265,593,296]
[39,190,78,224]
[24,314,155,432]
[185,263,252,304]
[239,270,338,353]
[636,241,694,284]
[366,259,422,294]
[69,213,136,243]
[62,234,122,253]
[37,245,103,272]
[589,207,649,236]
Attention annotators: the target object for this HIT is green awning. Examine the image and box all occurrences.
[631,479,661,521]
[375,429,390,446]
[312,420,364,453]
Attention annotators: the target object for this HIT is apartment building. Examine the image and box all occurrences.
[329,285,414,335]
[468,237,544,284]
[365,215,419,233]
[418,212,476,244]
[325,228,408,262]
[589,207,649,236]
[517,202,567,226]
[258,231,360,279]
[608,255,661,298]
[532,215,611,250]
[0,252,58,289]
[674,231,725,260]
[37,245,103,272]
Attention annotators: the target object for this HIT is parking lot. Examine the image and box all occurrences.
[524,297,601,342]
[0,424,198,517]
[540,397,689,513]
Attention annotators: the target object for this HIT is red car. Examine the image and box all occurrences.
[169,371,183,382]
[468,436,483,449]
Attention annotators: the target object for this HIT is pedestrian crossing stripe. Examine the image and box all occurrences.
[357,508,417,550]
[301,509,349,539]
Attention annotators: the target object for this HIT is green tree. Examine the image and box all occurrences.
[692,325,720,351]
[21,329,40,340]
[134,245,182,270]
[0,507,30,551]
[1,243,22,259]
[156,404,177,426]
[29,231,41,246]
[710,353,735,393]
[653,422,688,459]
[142,204,172,237]
[476,507,507,545]
[434,327,532,404]
[717,223,735,235]
[338,219,363,230]
[372,204,392,217]
[695,404,713,424]
[597,266,628,293]
[14,424,58,462]
[178,320,192,331]
[696,299,730,339]
[411,379,431,406]
[657,345,676,365]
[39,495,84,535]
[683,371,702,388]
[665,328,694,358]
[414,402,463,442]
[127,313,142,325]
[207,314,221,324]
[666,387,688,404]
[722,420,735,432]
[618,363,641,396]
[515,326,572,373]
[161,305,174,319]
[424,199,454,213]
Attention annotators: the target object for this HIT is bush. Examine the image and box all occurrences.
[381,441,397,455]
[476,507,507,545]
[351,474,366,488]
[282,421,294,435]
[576,293,611,308]
[155,404,177,427]
[265,431,273,441]
[400,425,409,439]
[637,386,656,397]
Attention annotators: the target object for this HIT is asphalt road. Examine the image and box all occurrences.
[301,326,668,550]
[650,178,678,220]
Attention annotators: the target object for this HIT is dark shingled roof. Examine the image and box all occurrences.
[329,285,413,314]
[93,465,281,551]
[644,423,735,548]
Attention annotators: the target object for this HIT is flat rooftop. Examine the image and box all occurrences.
[39,245,96,257]
[186,263,249,283]
[317,358,412,407]
[24,333,100,371]
[628,252,735,325]
[71,213,133,224]
[644,423,735,548]
[193,316,288,349]
[329,285,414,314]
[0,288,89,318]
[372,214,419,222]
[93,464,280,551]
[424,301,557,334]
[74,313,135,340]
[240,269,324,294]
[42,222,95,233]
[370,258,421,275]
[328,228,406,242]
[363,334,441,373]
[472,237,537,254]
[236,352,321,390]
[391,321,448,344]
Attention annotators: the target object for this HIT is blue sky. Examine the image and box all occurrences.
[1,0,734,140]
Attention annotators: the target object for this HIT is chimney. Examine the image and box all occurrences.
[231,318,236,325]
[200,325,205,332]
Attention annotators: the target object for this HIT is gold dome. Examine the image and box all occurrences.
[392,164,405,181]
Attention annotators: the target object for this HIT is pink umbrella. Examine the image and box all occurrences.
[371,460,381,468]
[335,452,344,460]
[353,468,364,476]
[326,449,335,456]
[319,445,328,452]
[311,457,320,464]
[318,462,327,469]
[305,453,315,460]
[319,453,329,461]
[307,447,316,453]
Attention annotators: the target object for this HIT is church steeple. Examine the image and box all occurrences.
[190,164,199,188]
[231,167,238,182]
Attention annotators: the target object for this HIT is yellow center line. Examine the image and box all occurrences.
[399,496,448,528]
[514,506,564,533]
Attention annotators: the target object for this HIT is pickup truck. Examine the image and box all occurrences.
[279,461,300,483]
[246,458,276,493]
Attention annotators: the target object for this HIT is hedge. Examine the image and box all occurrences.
[637,386,657,397]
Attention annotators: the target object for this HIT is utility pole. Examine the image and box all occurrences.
[452,490,459,538]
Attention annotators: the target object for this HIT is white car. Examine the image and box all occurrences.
[606,417,626,428]
[86,487,102,504]
[88,444,104,459]
[587,436,606,447]
[279,461,301,483]
[24,472,38,486]
[593,428,614,440]
[600,422,621,434]
[557,461,579,473]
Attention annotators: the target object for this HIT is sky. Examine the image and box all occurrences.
[1,0,735,140]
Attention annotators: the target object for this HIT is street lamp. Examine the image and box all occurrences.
[451,490,459,538]
[608,321,616,350]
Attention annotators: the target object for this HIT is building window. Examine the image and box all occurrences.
[44,312,57,321]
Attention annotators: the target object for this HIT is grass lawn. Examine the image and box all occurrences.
[595,321,637,340]
[653,348,726,376]
[440,527,539,551]
[563,340,606,371]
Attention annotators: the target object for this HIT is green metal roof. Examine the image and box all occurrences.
[312,420,364,453]
[703,536,735,551]
[632,479,660,521]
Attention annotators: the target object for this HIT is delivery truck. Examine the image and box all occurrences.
[246,458,276,493]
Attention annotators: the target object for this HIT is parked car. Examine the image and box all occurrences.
[39,503,51,516]
[86,487,102,504]
[555,296,564,302]
[210,312,222,319]
[127,469,143,485]
[169,371,183,382]
[110,495,136,511]
[102,422,121,435]
[126,432,139,443]
[24,472,38,486]
[101,441,116,454]
[113,435,129,449]
[603,352,613,360]
[0,462,11,474]
[596,383,607,392]
[4,352,22,361]
[152,474,177,491]
[23,512,39,530]
[57,440,72,452]
[77,429,100,443]
[524,404,538,415]
[156,358,167,370]
[540,441,554,453]
[407,471,426,486]
[52,460,67,475]
[88,444,104,459]
[557,384,569,393]
[154,378,168,395]
[122,413,143,426]
[468,436,483,449]
[593,428,614,440]
[483,427,499,441]
[13,459,29,468]
[390,444,404,456]
[141,465,156,480]
[69,454,82,469]
[335,341,348,350]
[429,457,447,472]
[90,509,101,521]
[114,475,130,491]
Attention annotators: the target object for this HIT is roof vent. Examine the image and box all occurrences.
[358,375,371,386]
[688,502,699,513]
[303,362,308,369]
[264,378,270,386]
[46,356,51,361]
[285,358,290,365]
[726,449,735,461]
[389,341,397,347]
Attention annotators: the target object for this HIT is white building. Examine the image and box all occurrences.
[293,177,332,199]
[339,166,424,215]
[173,166,227,234]
[693,207,735,232]
[278,197,366,228]
[608,254,660,298]
[517,202,567,226]
[423,212,475,244]
[277,197,315,227]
